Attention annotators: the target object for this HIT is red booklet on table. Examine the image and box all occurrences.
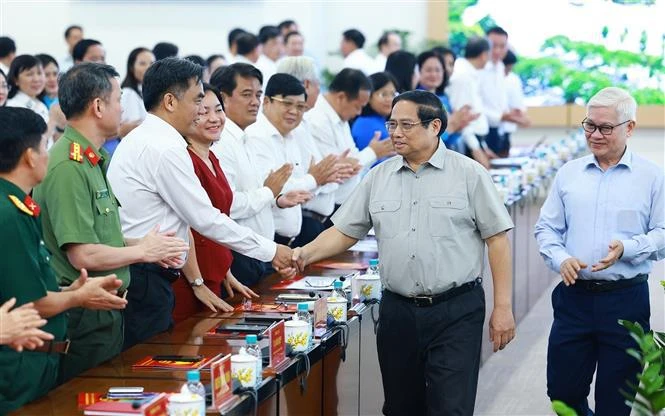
[132,355,216,370]
[83,392,168,415]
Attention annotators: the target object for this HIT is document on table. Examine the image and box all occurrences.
[282,276,352,291]
[348,239,378,253]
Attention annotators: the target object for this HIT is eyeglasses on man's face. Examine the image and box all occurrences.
[385,119,434,133]
[270,96,308,113]
[581,118,630,136]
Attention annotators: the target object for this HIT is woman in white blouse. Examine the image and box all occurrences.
[5,55,48,122]
[118,47,155,137]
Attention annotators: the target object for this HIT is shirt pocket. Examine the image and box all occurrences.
[94,197,116,241]
[428,196,468,237]
[369,200,401,239]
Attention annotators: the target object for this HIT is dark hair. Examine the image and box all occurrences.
[503,50,517,66]
[58,62,119,119]
[73,39,102,62]
[0,107,47,173]
[64,25,83,40]
[329,68,371,100]
[142,57,203,112]
[236,33,259,56]
[392,90,447,136]
[35,54,59,103]
[202,83,224,111]
[258,26,281,44]
[152,42,179,61]
[278,20,296,33]
[121,47,152,96]
[184,55,206,68]
[385,50,417,93]
[464,36,490,59]
[417,51,447,95]
[228,28,247,49]
[284,31,302,44]
[7,55,42,99]
[210,63,263,97]
[206,54,226,67]
[430,46,456,61]
[343,29,365,49]
[0,37,16,59]
[377,31,397,49]
[265,73,306,100]
[361,72,398,117]
[486,26,508,37]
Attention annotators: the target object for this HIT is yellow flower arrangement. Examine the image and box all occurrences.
[287,332,309,348]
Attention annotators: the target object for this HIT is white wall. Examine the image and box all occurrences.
[0,0,430,78]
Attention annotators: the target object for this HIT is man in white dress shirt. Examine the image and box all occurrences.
[255,26,283,88]
[374,31,402,72]
[305,68,394,220]
[108,58,293,348]
[247,73,345,248]
[60,25,83,73]
[445,37,493,168]
[500,50,530,149]
[480,26,527,157]
[0,37,15,76]
[210,63,306,286]
[234,33,260,65]
[341,29,378,75]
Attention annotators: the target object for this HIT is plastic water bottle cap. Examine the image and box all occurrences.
[246,334,257,344]
[369,259,379,266]
[187,370,200,382]
[333,281,343,289]
[297,302,309,311]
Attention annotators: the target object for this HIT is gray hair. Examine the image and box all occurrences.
[59,62,119,120]
[587,87,637,123]
[276,56,319,84]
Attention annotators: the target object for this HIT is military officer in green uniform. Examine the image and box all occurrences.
[32,63,189,382]
[0,107,127,413]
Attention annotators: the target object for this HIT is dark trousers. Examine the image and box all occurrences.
[59,308,123,382]
[377,285,485,415]
[485,127,510,157]
[123,263,176,350]
[547,281,649,416]
[292,216,327,247]
[230,251,269,287]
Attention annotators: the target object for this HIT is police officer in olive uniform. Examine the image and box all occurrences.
[32,63,188,382]
[0,107,127,413]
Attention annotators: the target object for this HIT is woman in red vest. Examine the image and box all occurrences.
[172,84,258,323]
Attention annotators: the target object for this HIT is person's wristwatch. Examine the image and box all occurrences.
[189,277,204,287]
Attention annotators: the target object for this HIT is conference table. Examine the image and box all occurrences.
[13,160,562,416]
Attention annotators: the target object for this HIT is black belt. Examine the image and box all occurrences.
[385,277,482,307]
[133,263,181,283]
[302,209,328,224]
[573,274,648,293]
[274,233,295,247]
[32,339,70,354]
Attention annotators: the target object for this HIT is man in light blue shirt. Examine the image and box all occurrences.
[535,87,665,416]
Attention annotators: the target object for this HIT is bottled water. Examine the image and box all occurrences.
[185,370,206,415]
[367,259,379,275]
[296,302,313,348]
[245,334,262,385]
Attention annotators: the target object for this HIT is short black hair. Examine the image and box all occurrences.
[73,39,102,62]
[278,20,296,32]
[258,26,281,44]
[265,73,306,100]
[385,50,417,93]
[503,50,517,66]
[202,83,224,111]
[392,90,447,136]
[121,47,152,96]
[184,55,206,68]
[329,68,372,100]
[361,71,399,117]
[430,46,455,61]
[417,51,447,94]
[486,26,508,37]
[236,33,259,56]
[7,55,41,99]
[153,42,179,61]
[206,54,226,67]
[0,37,16,59]
[36,53,58,70]
[343,29,365,49]
[284,31,302,44]
[228,28,247,49]
[464,37,490,59]
[142,57,203,111]
[377,31,398,49]
[58,62,119,119]
[210,63,263,97]
[64,25,83,39]
[0,107,47,173]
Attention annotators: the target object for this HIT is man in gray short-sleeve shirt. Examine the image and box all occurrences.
[292,90,515,415]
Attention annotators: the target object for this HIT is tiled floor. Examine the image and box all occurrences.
[474,127,665,415]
